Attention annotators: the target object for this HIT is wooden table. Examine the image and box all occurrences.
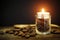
[0,24,60,40]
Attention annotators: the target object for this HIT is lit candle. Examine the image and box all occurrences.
[36,8,51,34]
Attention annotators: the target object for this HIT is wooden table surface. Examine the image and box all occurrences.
[0,25,60,40]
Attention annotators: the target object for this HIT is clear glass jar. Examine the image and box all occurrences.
[36,12,51,34]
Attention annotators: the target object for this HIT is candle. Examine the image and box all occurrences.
[36,8,51,34]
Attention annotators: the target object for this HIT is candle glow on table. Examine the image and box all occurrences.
[36,8,51,34]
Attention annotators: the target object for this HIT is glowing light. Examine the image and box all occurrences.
[42,8,45,12]
[37,8,50,19]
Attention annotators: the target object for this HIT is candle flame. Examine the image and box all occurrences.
[37,8,50,19]
[42,8,45,12]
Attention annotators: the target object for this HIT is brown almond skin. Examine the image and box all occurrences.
[9,30,14,34]
[18,31,23,36]
[14,31,19,35]
[5,30,11,33]
[25,34,30,38]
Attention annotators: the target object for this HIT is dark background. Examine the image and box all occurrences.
[1,0,60,26]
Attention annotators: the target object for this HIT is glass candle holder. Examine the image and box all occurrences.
[36,9,51,35]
